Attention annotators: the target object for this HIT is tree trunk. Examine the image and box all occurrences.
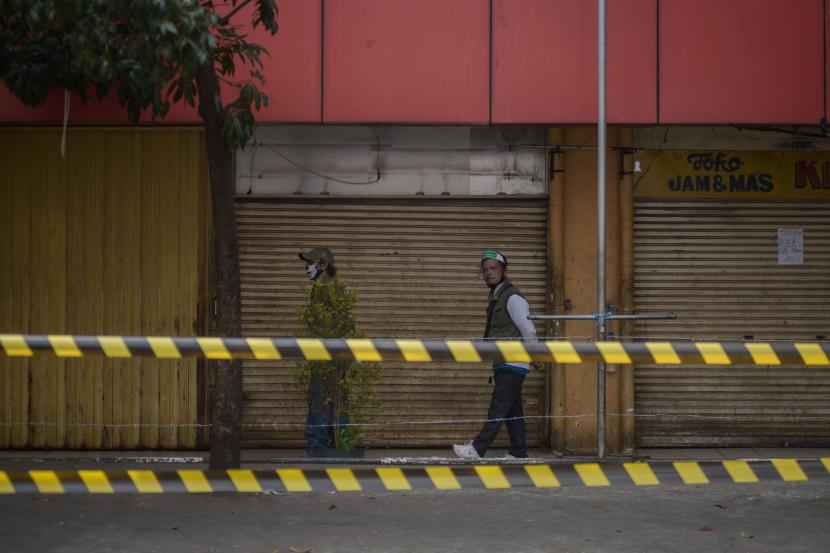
[196,63,243,470]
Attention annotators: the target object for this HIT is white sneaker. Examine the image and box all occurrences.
[453,442,481,459]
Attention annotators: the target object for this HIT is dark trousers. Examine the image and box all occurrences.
[473,368,527,458]
[305,369,349,453]
[304,379,335,451]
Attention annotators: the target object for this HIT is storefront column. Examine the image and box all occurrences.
[551,126,626,454]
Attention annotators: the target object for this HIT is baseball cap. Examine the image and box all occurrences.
[298,246,335,265]
[481,250,507,266]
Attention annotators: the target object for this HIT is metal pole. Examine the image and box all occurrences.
[597,0,607,461]
[530,313,676,321]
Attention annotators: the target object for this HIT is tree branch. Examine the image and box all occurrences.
[219,0,255,25]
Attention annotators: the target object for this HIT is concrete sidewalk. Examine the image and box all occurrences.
[636,447,830,461]
[1,447,828,465]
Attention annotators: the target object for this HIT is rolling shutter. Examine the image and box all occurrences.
[634,200,830,446]
[237,197,548,447]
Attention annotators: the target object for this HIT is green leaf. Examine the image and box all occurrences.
[158,21,177,36]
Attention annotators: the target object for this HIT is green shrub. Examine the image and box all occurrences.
[294,277,381,451]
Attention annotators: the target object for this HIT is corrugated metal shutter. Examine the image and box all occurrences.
[237,197,548,447]
[634,200,830,446]
[0,129,206,450]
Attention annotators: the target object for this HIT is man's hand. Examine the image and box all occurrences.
[531,361,545,371]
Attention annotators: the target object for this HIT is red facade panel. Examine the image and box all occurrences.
[243,0,322,122]
[826,1,830,121]
[2,1,825,126]
[660,0,824,124]
[492,0,657,124]
[323,0,490,124]
[0,0,320,125]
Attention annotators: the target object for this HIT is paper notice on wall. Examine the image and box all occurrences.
[778,228,804,265]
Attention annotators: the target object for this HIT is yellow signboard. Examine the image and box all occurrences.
[634,150,830,199]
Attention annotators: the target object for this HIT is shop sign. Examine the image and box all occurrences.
[634,150,830,199]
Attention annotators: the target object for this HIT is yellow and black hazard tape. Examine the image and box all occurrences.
[2,334,830,366]
[1,460,829,494]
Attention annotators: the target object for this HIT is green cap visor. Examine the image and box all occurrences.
[481,250,507,265]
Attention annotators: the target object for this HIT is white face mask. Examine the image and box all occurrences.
[306,264,321,280]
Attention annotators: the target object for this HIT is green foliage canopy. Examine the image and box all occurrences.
[0,0,278,148]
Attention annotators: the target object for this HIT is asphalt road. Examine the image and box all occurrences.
[1,481,828,553]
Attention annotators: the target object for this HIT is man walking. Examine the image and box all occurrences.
[453,250,538,459]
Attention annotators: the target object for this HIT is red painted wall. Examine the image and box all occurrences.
[660,0,824,124]
[0,0,321,125]
[1,0,826,126]
[826,1,830,121]
[492,0,657,124]
[323,0,489,123]
[0,86,198,125]
[244,0,321,122]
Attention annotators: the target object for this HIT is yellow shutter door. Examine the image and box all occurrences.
[0,128,207,449]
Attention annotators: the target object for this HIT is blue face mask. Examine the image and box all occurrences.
[306,264,321,280]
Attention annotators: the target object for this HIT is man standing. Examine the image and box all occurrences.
[453,250,538,459]
[298,246,351,457]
